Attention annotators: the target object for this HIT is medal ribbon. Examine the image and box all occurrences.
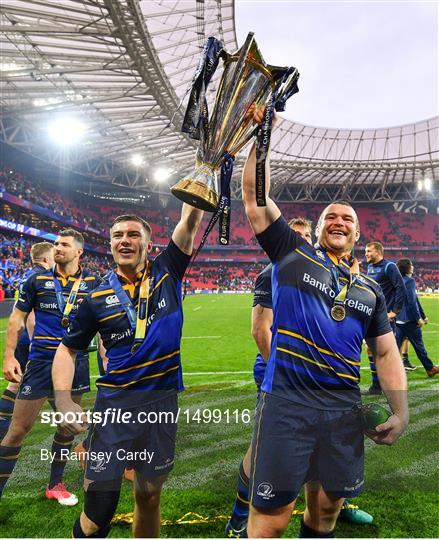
[330,261,358,316]
[181,36,223,142]
[255,67,300,207]
[108,265,150,350]
[52,268,83,325]
[313,245,358,318]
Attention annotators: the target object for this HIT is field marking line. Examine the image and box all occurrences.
[382,450,439,479]
[176,434,249,462]
[410,400,439,416]
[166,456,240,490]
[408,379,435,388]
[193,306,202,311]
[184,390,255,414]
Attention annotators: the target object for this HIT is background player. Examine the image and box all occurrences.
[0,242,54,439]
[395,258,438,377]
[0,229,101,505]
[363,241,406,395]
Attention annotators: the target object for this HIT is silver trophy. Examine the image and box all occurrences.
[172,32,299,212]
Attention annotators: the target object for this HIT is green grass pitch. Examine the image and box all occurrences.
[0,295,438,538]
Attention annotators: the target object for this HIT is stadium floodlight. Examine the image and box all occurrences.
[131,154,144,167]
[417,180,423,190]
[424,177,432,191]
[154,168,171,182]
[48,118,86,145]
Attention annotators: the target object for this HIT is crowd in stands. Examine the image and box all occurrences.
[1,164,438,299]
[0,230,112,300]
[2,166,438,249]
[184,263,264,292]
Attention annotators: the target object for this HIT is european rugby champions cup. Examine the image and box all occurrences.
[171,32,300,244]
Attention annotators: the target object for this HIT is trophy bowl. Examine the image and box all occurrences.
[171,32,299,212]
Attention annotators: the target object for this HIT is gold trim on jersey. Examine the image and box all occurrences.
[91,288,115,299]
[109,350,180,374]
[278,328,360,366]
[152,273,169,293]
[277,346,359,381]
[353,283,375,297]
[295,249,329,272]
[98,311,125,323]
[96,364,180,388]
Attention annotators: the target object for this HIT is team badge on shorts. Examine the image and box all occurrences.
[256,482,275,500]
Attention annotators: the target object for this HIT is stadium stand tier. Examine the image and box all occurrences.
[1,166,437,298]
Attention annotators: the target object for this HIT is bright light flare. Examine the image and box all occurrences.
[131,154,144,167]
[154,168,171,182]
[48,118,86,145]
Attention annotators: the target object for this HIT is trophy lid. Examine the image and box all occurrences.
[227,32,298,88]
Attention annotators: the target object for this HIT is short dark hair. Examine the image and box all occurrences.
[397,258,412,276]
[317,200,360,230]
[366,241,384,254]
[30,242,53,263]
[59,228,84,248]
[110,215,152,238]
[288,217,312,230]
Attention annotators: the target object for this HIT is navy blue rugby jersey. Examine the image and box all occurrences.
[252,264,272,383]
[366,258,406,314]
[63,240,191,396]
[15,264,47,348]
[15,267,101,362]
[257,217,391,410]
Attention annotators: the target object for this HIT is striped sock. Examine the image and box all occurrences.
[0,389,16,441]
[229,461,250,529]
[0,444,21,497]
[48,432,74,488]
[368,355,381,388]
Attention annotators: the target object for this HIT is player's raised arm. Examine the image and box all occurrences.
[172,203,204,255]
[241,109,281,235]
[2,308,28,382]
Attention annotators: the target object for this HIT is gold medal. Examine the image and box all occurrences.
[61,316,70,328]
[331,305,346,322]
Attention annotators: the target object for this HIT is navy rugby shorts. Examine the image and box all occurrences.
[250,392,364,508]
[85,393,178,482]
[14,343,30,372]
[17,357,90,400]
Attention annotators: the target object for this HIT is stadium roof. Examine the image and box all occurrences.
[1,0,438,202]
